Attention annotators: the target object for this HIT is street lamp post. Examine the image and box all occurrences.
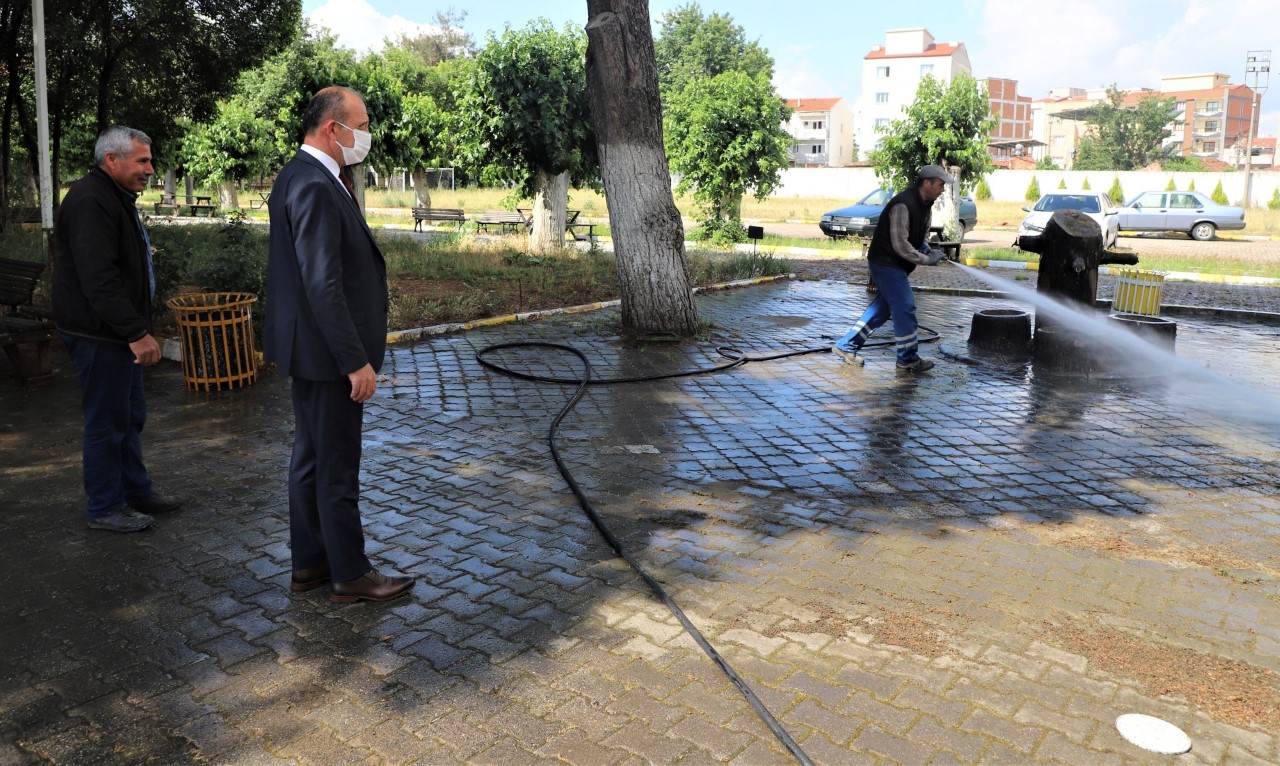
[1243,50,1270,208]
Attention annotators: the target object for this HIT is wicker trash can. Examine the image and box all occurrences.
[167,292,259,391]
[1111,269,1165,317]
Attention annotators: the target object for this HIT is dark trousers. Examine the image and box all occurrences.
[289,377,371,583]
[62,334,152,518]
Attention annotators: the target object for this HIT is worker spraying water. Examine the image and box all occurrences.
[831,165,956,373]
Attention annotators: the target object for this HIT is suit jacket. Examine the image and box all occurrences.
[264,151,387,380]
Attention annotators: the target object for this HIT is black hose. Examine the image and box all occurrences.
[474,326,942,765]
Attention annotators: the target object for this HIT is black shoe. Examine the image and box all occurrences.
[896,358,935,373]
[291,565,332,592]
[330,570,415,604]
[87,508,154,532]
[129,494,183,514]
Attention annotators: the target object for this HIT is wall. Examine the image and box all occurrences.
[772,166,1280,207]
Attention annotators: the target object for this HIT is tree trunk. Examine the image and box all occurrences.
[218,179,239,211]
[411,168,431,209]
[529,168,568,254]
[932,165,962,241]
[585,0,698,336]
[164,170,176,197]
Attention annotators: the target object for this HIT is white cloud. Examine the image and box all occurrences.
[773,45,844,102]
[971,0,1280,110]
[308,0,436,53]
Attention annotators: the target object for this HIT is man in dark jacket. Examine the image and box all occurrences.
[832,165,952,372]
[265,86,414,603]
[54,126,182,532]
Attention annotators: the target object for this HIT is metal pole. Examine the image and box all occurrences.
[32,0,54,252]
[1243,50,1271,209]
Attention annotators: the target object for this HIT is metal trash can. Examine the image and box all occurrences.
[1111,269,1165,316]
[167,292,259,391]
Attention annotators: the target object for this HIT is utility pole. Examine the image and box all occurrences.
[1243,51,1270,208]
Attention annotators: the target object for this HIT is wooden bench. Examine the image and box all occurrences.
[514,208,597,241]
[474,210,529,234]
[153,194,180,215]
[187,204,216,217]
[0,257,55,387]
[412,207,466,232]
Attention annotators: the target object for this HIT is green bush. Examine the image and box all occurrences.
[1057,178,1067,189]
[1188,178,1197,192]
[1081,177,1091,190]
[1166,177,1177,191]
[1108,176,1124,204]
[1212,180,1229,205]
[975,178,992,200]
[1025,176,1040,201]
[1269,187,1280,210]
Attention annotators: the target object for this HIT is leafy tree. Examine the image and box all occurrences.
[663,69,791,241]
[1035,157,1059,170]
[869,73,996,239]
[653,3,772,100]
[1162,155,1207,172]
[1,0,299,208]
[870,74,995,195]
[178,102,276,210]
[1269,187,1280,210]
[1072,87,1177,170]
[385,8,475,66]
[456,21,596,253]
[1025,175,1040,201]
[1211,180,1228,204]
[975,178,992,200]
[1107,176,1124,204]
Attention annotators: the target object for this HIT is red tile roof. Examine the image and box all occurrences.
[865,42,961,60]
[785,98,842,111]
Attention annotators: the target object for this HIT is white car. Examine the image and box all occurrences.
[1017,192,1120,249]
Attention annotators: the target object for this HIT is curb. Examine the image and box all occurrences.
[385,274,797,345]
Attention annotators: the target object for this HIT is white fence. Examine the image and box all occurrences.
[772,166,1280,207]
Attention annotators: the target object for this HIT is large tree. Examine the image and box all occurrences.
[456,21,597,254]
[1073,87,1177,171]
[586,0,698,336]
[662,70,791,240]
[0,0,299,212]
[653,4,787,242]
[870,73,996,239]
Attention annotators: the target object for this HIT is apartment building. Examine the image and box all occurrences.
[1160,74,1258,160]
[1030,75,1259,168]
[782,97,855,167]
[981,78,1036,167]
[853,28,971,156]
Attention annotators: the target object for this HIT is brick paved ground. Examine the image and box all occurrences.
[2,278,1278,765]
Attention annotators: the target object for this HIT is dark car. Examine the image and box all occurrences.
[819,188,978,239]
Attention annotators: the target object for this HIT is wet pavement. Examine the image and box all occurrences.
[3,278,1280,765]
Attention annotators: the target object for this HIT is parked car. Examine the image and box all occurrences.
[1116,190,1245,241]
[1016,191,1120,249]
[819,188,977,240]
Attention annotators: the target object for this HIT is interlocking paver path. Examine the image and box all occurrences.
[2,278,1278,765]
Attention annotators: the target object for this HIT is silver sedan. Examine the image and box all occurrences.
[1116,190,1246,241]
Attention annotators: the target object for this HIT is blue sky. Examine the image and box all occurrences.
[303,0,1280,136]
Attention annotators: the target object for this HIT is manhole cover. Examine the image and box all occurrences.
[1115,713,1191,755]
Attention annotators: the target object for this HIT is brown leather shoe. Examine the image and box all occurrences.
[330,570,415,604]
[290,565,331,592]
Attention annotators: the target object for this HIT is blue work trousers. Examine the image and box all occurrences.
[835,261,921,365]
[62,334,153,517]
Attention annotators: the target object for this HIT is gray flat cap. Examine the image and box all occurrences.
[918,164,954,184]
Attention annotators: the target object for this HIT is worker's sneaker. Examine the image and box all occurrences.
[896,358,935,373]
[831,345,864,367]
[87,508,154,533]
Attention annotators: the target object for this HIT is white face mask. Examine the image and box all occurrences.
[334,121,371,166]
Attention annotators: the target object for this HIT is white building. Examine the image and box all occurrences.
[853,28,972,157]
[782,97,855,167]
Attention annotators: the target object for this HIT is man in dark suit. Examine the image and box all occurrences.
[265,86,414,603]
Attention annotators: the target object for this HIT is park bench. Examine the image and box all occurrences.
[928,226,962,261]
[412,207,467,232]
[188,195,216,217]
[153,194,180,215]
[514,208,597,241]
[248,180,272,210]
[474,210,529,234]
[0,256,55,387]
